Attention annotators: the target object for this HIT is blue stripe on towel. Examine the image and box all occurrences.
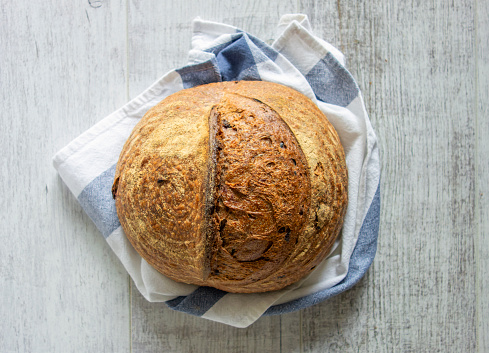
[305,52,360,107]
[206,33,279,64]
[166,286,227,316]
[209,35,261,81]
[176,59,222,89]
[77,164,120,239]
[246,35,280,63]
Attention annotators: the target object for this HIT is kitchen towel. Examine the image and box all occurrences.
[53,14,380,328]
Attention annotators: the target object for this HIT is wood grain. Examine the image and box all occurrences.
[1,0,486,351]
[131,290,287,353]
[476,0,489,351]
[127,1,301,352]
[300,0,478,352]
[127,0,299,98]
[0,1,130,352]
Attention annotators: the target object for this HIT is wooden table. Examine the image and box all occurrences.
[2,1,487,352]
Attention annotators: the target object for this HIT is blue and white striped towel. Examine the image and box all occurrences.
[53,14,380,328]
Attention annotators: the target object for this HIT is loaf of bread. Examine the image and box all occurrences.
[111,81,348,293]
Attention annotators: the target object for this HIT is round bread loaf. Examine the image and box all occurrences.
[111,81,348,293]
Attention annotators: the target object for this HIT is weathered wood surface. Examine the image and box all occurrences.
[0,1,130,352]
[301,1,481,352]
[477,1,489,352]
[1,0,486,352]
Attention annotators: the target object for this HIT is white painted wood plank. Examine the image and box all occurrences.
[131,290,285,353]
[0,1,130,351]
[476,0,489,351]
[126,1,303,351]
[299,0,478,352]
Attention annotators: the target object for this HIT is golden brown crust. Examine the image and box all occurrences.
[112,81,348,293]
[205,92,311,291]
